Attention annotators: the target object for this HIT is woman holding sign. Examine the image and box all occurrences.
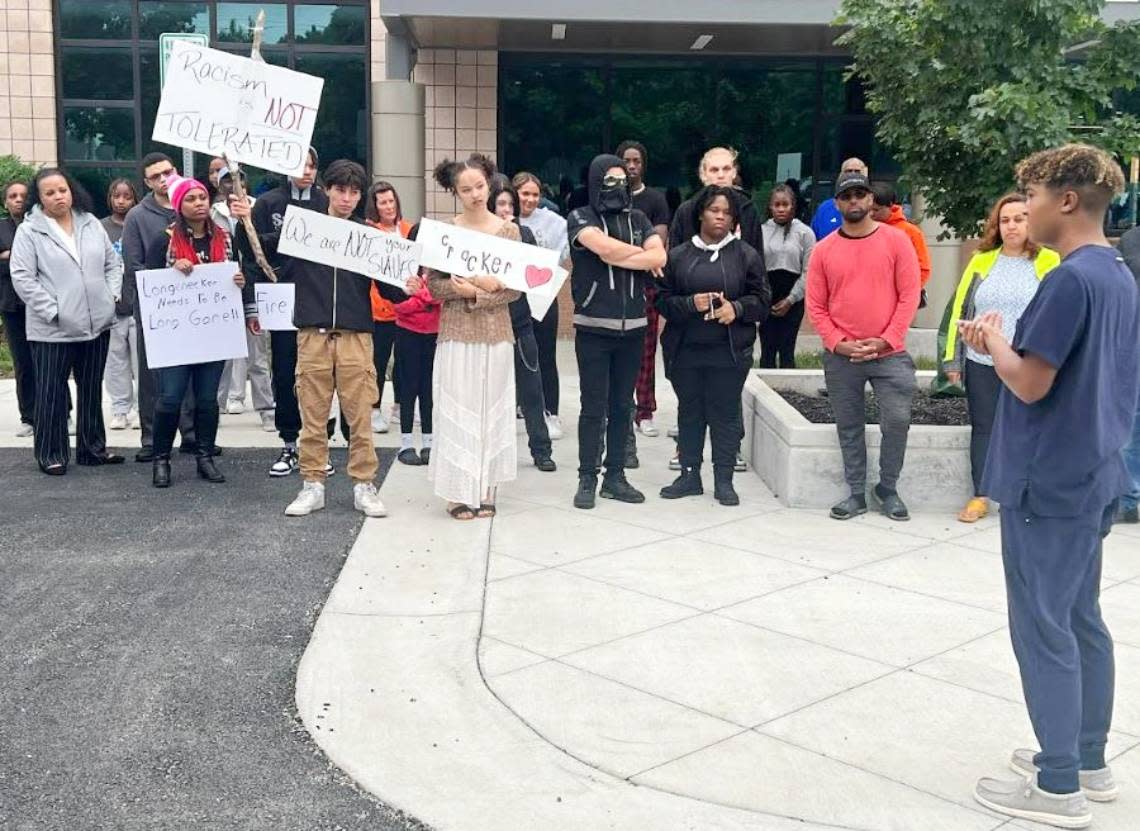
[149,173,259,488]
[427,154,521,520]
[9,168,123,474]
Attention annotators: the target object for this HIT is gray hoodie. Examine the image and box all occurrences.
[9,206,121,343]
[120,193,175,316]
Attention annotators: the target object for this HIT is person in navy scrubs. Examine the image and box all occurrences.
[961,144,1138,828]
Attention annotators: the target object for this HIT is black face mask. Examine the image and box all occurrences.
[599,184,630,213]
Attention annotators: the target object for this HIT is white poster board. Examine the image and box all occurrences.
[136,263,248,369]
[255,283,296,331]
[276,206,422,289]
[152,41,324,177]
[415,218,566,320]
[776,152,803,183]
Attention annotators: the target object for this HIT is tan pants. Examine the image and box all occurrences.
[296,328,378,484]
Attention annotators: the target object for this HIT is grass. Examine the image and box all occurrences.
[755,351,938,372]
[0,338,12,379]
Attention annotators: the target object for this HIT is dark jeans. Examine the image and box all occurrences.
[671,364,750,471]
[395,327,436,435]
[270,329,302,444]
[1001,503,1115,794]
[965,359,1002,496]
[2,309,35,424]
[153,360,224,457]
[758,303,805,369]
[372,320,400,408]
[136,314,195,450]
[822,350,915,494]
[575,329,642,476]
[30,332,110,469]
[515,328,552,461]
[533,299,560,415]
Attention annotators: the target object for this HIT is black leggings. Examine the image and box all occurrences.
[372,320,400,407]
[758,269,805,369]
[395,327,436,435]
[533,300,560,414]
[965,359,1002,496]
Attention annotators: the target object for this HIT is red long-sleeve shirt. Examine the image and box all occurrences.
[805,224,921,354]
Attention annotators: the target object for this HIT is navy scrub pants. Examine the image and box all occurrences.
[1000,502,1116,794]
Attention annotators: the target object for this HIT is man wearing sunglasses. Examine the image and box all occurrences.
[121,152,199,462]
[568,153,667,509]
[806,171,921,522]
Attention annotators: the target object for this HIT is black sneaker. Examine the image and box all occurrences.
[534,456,557,473]
[830,494,868,521]
[270,447,298,477]
[574,474,598,509]
[601,473,645,504]
[871,485,910,522]
[398,448,425,466]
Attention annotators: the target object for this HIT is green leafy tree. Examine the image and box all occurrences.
[0,155,37,218]
[837,0,1140,237]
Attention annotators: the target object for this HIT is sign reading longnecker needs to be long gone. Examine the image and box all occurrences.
[415,218,566,320]
[152,40,324,178]
[276,206,423,289]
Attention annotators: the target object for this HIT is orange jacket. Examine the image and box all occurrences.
[884,205,932,286]
[367,218,413,322]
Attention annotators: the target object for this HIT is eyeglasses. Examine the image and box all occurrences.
[145,168,175,183]
[602,174,628,188]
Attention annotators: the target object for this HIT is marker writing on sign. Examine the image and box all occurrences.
[159,111,303,167]
[178,49,268,97]
[438,233,514,277]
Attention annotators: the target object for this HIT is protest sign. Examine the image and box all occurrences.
[255,283,296,331]
[136,263,248,369]
[276,206,422,289]
[415,218,567,320]
[152,41,323,177]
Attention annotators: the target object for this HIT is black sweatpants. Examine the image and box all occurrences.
[758,269,804,369]
[395,327,435,435]
[372,320,400,408]
[2,309,35,425]
[136,314,195,450]
[575,328,642,476]
[515,328,552,461]
[533,300,560,415]
[30,332,110,469]
[271,329,302,444]
[671,364,750,471]
[965,359,1002,496]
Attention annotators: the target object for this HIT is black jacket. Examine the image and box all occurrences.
[668,188,766,271]
[509,224,537,335]
[0,216,22,314]
[567,154,658,337]
[252,182,329,284]
[657,238,771,375]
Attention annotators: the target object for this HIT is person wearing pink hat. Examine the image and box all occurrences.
[148,172,262,488]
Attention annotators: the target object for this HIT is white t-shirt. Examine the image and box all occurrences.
[46,215,79,261]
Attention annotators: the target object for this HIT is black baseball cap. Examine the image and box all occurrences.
[835,172,871,197]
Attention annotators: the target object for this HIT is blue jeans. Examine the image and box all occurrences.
[1121,397,1140,510]
[154,361,224,456]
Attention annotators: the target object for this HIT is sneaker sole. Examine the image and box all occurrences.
[357,507,388,517]
[269,468,297,477]
[1008,761,1119,803]
[285,504,324,517]
[973,792,1091,829]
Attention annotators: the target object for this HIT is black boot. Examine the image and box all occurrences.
[574,474,598,509]
[152,455,172,488]
[624,417,639,469]
[601,472,645,504]
[713,465,739,506]
[660,466,704,500]
[196,451,225,483]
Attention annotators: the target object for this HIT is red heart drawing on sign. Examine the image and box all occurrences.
[525,265,553,289]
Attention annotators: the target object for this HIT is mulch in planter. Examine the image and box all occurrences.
[778,389,971,426]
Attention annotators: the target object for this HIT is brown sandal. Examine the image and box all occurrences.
[476,504,497,519]
[448,504,477,521]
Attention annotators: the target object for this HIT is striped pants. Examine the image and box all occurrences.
[30,332,110,470]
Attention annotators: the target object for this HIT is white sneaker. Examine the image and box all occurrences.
[285,481,325,516]
[226,399,245,415]
[667,424,679,438]
[109,414,128,431]
[354,482,387,517]
[545,413,563,440]
[389,402,401,421]
[637,418,659,437]
[735,453,748,472]
[260,410,277,432]
[129,411,141,430]
[371,408,389,434]
[68,416,76,436]
[15,423,33,438]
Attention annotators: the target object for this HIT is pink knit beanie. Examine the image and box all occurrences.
[165,172,208,214]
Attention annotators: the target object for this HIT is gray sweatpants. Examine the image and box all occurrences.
[218,328,274,411]
[822,350,915,495]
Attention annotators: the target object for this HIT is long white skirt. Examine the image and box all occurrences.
[429,340,517,507]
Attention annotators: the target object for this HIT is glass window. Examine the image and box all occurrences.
[294,5,366,45]
[293,53,367,166]
[71,167,141,219]
[139,2,211,41]
[64,107,136,162]
[216,3,288,45]
[61,48,134,100]
[59,0,133,40]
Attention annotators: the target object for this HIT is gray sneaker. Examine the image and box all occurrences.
[1010,748,1118,802]
[974,777,1090,828]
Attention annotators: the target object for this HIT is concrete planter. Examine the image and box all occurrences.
[742,369,973,510]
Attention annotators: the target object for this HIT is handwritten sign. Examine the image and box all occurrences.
[255,283,295,331]
[416,218,567,320]
[136,263,248,369]
[276,206,422,289]
[152,41,324,177]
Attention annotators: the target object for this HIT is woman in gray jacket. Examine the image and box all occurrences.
[10,168,123,474]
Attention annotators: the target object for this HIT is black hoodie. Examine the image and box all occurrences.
[252,180,329,284]
[566,154,659,337]
[668,186,766,273]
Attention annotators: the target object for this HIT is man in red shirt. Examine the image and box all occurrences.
[806,171,922,521]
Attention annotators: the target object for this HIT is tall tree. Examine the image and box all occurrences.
[838,0,1140,237]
